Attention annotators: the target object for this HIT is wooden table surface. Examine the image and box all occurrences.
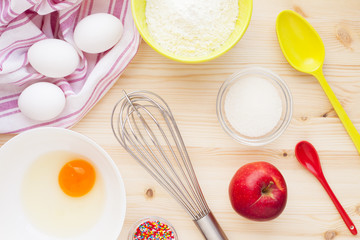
[2,0,360,239]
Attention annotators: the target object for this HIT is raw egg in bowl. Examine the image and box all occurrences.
[0,127,126,240]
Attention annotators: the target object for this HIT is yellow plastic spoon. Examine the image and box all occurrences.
[276,10,360,154]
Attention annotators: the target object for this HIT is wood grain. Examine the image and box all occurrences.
[1,0,360,239]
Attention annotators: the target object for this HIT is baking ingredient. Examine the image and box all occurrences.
[58,159,96,197]
[229,162,287,221]
[295,141,357,235]
[22,151,105,237]
[28,39,79,78]
[225,77,282,137]
[74,13,123,54]
[133,220,176,240]
[145,0,238,57]
[18,82,66,121]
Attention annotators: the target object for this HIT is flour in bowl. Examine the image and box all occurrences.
[145,0,238,57]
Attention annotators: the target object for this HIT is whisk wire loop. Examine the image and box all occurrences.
[111,91,212,219]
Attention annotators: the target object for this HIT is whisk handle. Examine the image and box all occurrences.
[194,212,228,240]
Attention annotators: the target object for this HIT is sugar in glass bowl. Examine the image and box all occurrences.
[217,67,293,146]
[131,0,253,63]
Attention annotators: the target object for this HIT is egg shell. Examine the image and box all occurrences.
[18,82,66,121]
[74,13,123,54]
[28,39,79,78]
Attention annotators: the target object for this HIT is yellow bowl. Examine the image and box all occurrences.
[131,0,253,63]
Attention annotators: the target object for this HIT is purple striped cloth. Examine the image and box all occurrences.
[0,0,140,134]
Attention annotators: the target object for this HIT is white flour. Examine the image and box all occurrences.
[225,77,283,137]
[145,0,238,57]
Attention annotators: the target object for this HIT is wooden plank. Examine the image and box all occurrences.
[0,0,359,239]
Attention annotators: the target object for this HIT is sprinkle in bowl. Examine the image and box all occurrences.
[131,0,253,63]
[217,67,293,146]
[128,216,178,240]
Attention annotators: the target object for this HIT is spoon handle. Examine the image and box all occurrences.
[313,69,360,155]
[317,175,357,235]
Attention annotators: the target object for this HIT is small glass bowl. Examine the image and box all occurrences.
[216,67,293,146]
[128,216,178,240]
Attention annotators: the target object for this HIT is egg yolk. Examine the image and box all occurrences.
[58,159,96,197]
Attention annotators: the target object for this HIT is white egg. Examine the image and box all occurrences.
[28,39,79,78]
[18,82,66,121]
[74,13,123,54]
[21,151,105,237]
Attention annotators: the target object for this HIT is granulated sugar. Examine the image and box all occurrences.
[145,0,238,57]
[224,77,282,137]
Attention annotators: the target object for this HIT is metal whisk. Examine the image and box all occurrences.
[111,90,228,240]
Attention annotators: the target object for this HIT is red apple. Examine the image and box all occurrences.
[229,161,287,221]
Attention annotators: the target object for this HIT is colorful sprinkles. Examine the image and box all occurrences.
[133,220,176,240]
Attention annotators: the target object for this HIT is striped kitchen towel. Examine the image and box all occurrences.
[0,0,140,134]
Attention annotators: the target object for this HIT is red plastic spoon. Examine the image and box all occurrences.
[295,141,357,235]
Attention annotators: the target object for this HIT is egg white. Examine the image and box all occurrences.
[21,151,105,238]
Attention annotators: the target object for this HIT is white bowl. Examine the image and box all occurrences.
[0,127,126,240]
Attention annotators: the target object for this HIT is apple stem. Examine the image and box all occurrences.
[250,181,276,208]
[262,181,274,194]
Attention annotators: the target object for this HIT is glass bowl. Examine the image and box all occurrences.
[128,216,178,240]
[216,67,293,146]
